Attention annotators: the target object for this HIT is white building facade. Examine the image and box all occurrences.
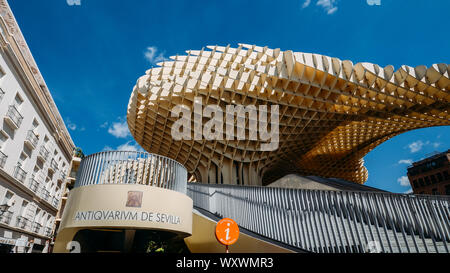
[0,0,75,253]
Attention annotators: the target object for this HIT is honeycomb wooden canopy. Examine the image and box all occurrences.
[127,44,450,186]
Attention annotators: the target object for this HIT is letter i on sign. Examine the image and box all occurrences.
[215,218,239,253]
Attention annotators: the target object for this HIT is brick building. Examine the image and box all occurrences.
[407,150,450,195]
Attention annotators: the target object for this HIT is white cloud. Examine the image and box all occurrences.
[144,46,168,64]
[108,120,130,138]
[398,159,413,165]
[102,145,113,152]
[406,140,443,153]
[116,141,144,152]
[302,0,311,8]
[67,123,76,131]
[403,188,413,194]
[408,140,424,153]
[100,121,108,128]
[397,176,410,187]
[316,0,338,14]
[301,0,338,15]
[66,118,84,131]
[102,141,143,153]
[433,142,441,148]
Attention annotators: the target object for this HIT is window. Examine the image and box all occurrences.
[425,176,431,185]
[18,152,27,167]
[0,131,7,149]
[31,119,39,130]
[445,185,450,195]
[413,180,418,188]
[13,93,23,108]
[2,191,14,207]
[444,171,449,180]
[19,200,28,217]
[437,172,443,182]
[419,178,424,187]
[432,188,438,195]
[34,208,41,223]
[0,65,5,78]
[431,175,437,184]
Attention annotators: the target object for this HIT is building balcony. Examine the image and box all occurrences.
[0,150,7,169]
[24,130,39,149]
[13,165,27,183]
[28,176,40,194]
[0,210,12,225]
[4,105,23,130]
[15,216,31,230]
[31,222,42,234]
[40,188,50,202]
[44,227,52,237]
[60,171,66,181]
[49,159,58,172]
[51,196,59,208]
[37,146,49,162]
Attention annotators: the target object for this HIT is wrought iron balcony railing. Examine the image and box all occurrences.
[15,216,31,230]
[0,210,12,225]
[37,146,49,162]
[52,196,59,208]
[25,130,39,149]
[5,105,23,129]
[0,150,7,169]
[50,159,58,171]
[13,165,27,183]
[28,176,40,194]
[40,188,50,201]
[32,222,42,234]
[44,226,52,237]
[75,151,188,194]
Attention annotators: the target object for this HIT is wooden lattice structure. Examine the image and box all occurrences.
[127,44,450,186]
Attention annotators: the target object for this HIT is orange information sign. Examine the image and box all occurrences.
[215,218,239,246]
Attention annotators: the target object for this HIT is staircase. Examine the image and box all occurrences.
[187,183,450,253]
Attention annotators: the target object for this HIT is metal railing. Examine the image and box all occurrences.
[32,222,42,234]
[187,183,450,253]
[41,188,50,201]
[0,87,4,101]
[0,150,7,168]
[44,226,52,237]
[50,159,58,171]
[25,130,39,148]
[15,216,31,230]
[38,146,49,161]
[13,165,27,183]
[6,105,23,128]
[0,211,12,225]
[28,176,40,193]
[51,196,59,208]
[74,151,188,194]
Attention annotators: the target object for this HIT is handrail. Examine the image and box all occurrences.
[187,183,450,253]
[74,151,188,194]
[13,165,27,183]
[26,130,39,147]
[6,105,23,128]
[0,150,7,168]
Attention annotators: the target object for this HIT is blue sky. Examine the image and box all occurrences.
[8,0,449,193]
